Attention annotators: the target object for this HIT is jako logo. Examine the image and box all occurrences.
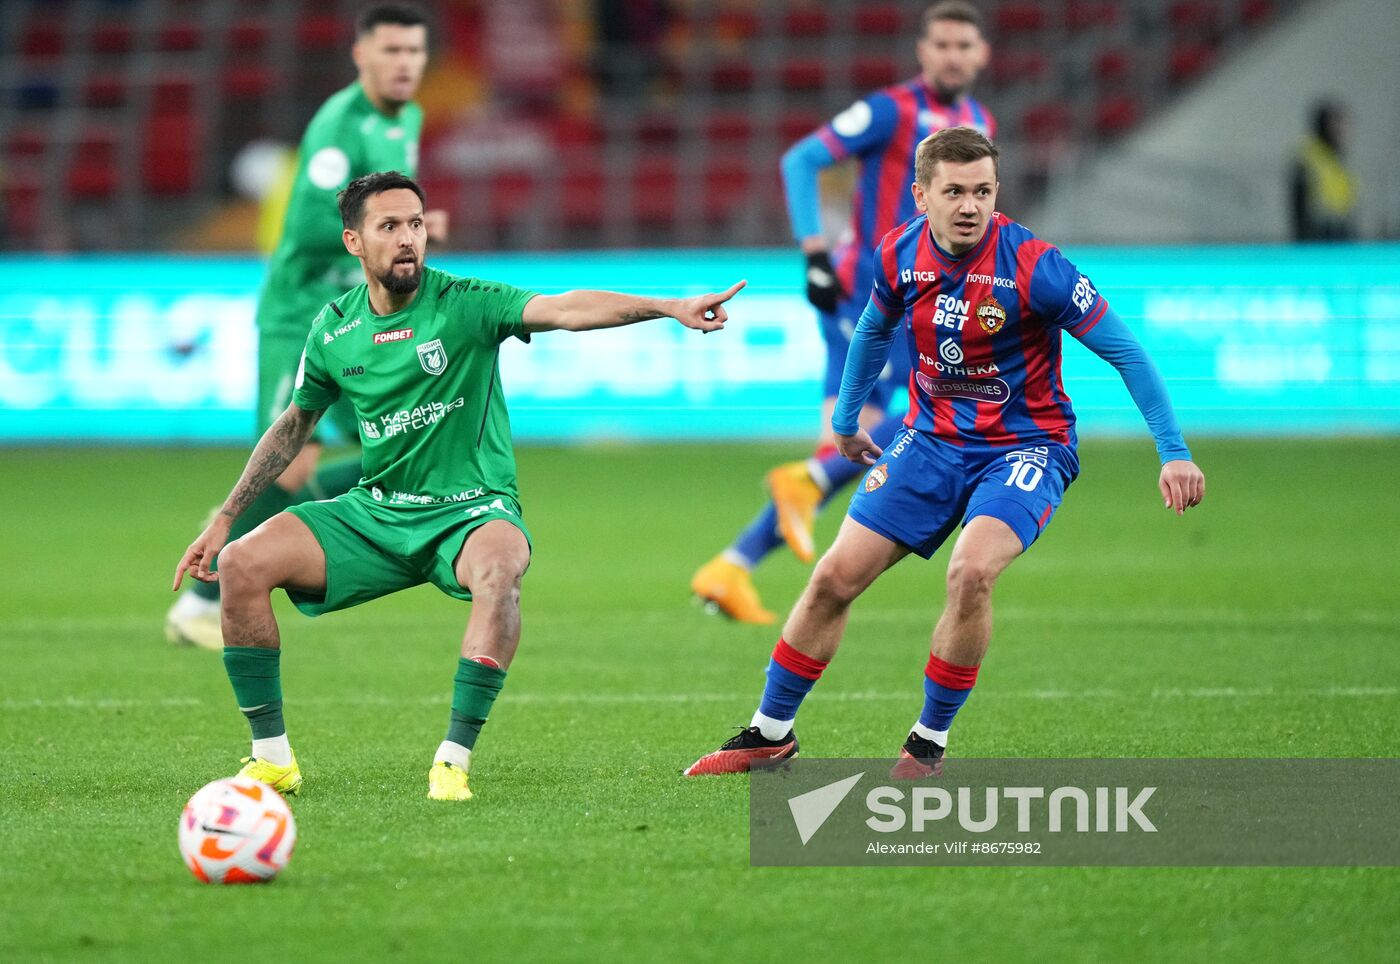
[373,328,414,345]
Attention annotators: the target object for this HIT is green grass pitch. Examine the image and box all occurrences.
[2,438,1397,961]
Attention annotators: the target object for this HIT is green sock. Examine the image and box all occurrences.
[190,483,298,601]
[223,646,285,739]
[446,658,507,750]
[295,455,364,502]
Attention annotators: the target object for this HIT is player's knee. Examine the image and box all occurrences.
[464,553,527,600]
[216,539,266,596]
[945,555,999,607]
[945,554,1000,603]
[808,556,864,608]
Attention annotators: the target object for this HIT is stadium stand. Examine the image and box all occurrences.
[0,0,1281,251]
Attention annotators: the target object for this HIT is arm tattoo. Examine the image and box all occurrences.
[617,309,666,324]
[218,406,322,522]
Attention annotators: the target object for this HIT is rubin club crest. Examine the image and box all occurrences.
[417,338,447,375]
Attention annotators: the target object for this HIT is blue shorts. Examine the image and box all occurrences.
[847,429,1079,558]
[819,299,912,409]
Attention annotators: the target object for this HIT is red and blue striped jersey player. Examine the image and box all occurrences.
[685,127,1206,778]
[691,1,997,625]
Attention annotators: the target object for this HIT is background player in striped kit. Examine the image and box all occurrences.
[691,1,996,624]
[685,128,1204,777]
[166,3,448,650]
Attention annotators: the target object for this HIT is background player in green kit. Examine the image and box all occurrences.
[172,172,746,801]
[166,3,448,649]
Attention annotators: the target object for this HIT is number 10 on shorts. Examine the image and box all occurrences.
[1003,447,1049,492]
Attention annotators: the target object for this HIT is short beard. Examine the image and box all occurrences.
[380,262,421,295]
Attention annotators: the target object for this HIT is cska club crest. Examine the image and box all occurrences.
[976,295,1007,334]
[864,464,889,492]
[417,338,447,375]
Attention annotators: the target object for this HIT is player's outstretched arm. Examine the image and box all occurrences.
[171,403,324,589]
[521,281,746,334]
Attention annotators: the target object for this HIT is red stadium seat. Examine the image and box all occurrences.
[996,4,1047,35]
[68,130,121,199]
[297,13,346,49]
[488,172,536,226]
[152,76,196,114]
[222,66,276,101]
[3,177,44,240]
[855,5,906,36]
[1065,1,1124,29]
[1094,48,1132,84]
[1241,0,1274,26]
[711,60,756,93]
[632,157,678,224]
[780,58,827,92]
[1021,101,1076,143]
[783,8,830,38]
[1169,0,1220,31]
[991,50,1050,88]
[142,115,199,195]
[637,112,680,148]
[779,110,823,145]
[559,167,607,227]
[157,23,202,52]
[706,112,754,148]
[228,20,270,52]
[850,56,901,90]
[84,74,128,109]
[554,115,604,150]
[91,23,133,56]
[21,20,66,60]
[715,9,760,40]
[1094,94,1142,137]
[1168,41,1216,85]
[703,160,750,222]
[5,128,49,161]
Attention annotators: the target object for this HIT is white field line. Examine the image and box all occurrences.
[3,686,1396,712]
[3,605,1398,637]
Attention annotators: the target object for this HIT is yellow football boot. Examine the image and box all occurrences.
[690,556,776,625]
[765,461,823,563]
[237,753,303,796]
[427,761,472,801]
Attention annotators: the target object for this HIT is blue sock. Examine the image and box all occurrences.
[730,503,784,568]
[753,639,828,737]
[917,655,979,740]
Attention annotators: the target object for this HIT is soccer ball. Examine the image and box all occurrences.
[178,776,297,884]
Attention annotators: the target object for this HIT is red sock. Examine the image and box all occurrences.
[773,638,829,680]
[813,443,839,462]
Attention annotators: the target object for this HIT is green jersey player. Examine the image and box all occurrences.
[166,2,448,650]
[172,172,746,802]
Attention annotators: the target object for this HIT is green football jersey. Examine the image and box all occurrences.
[259,81,423,333]
[292,267,536,508]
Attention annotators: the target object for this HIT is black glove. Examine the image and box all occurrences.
[804,250,845,313]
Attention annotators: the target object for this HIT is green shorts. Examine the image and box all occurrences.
[283,488,530,617]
